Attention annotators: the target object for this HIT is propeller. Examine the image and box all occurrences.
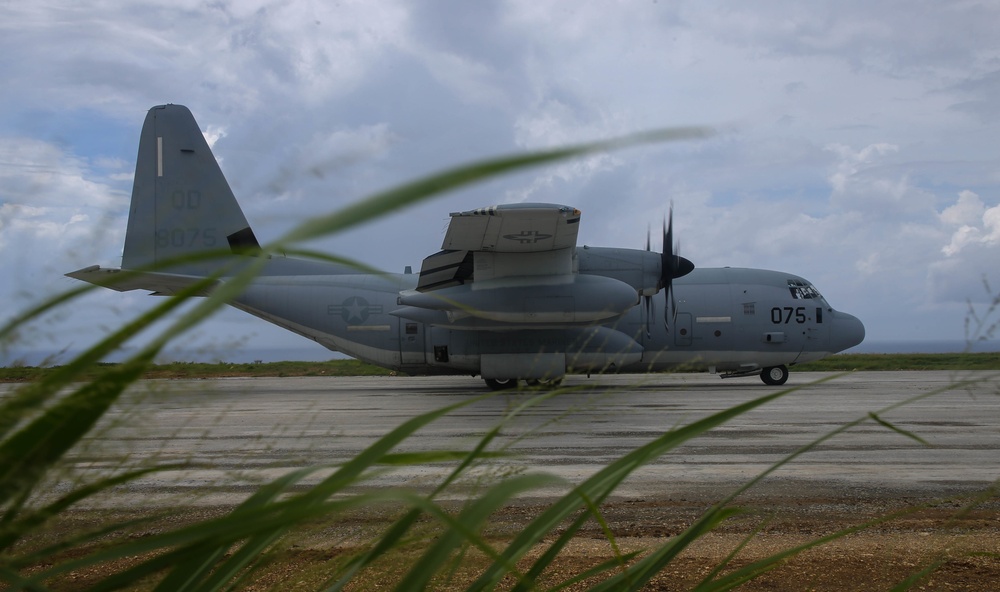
[644,205,694,335]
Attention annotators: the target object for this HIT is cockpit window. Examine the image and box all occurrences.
[788,279,822,300]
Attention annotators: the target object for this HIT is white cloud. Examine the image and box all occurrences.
[986,204,1000,240]
[203,126,227,149]
[0,137,127,210]
[939,190,1000,256]
[0,135,129,323]
[942,225,981,257]
[826,142,899,195]
[927,190,1000,304]
[940,190,985,226]
[0,1,411,116]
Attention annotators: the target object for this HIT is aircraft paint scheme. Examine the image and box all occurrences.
[68,105,865,389]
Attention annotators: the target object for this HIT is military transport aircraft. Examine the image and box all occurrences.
[68,104,865,389]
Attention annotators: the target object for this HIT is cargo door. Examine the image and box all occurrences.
[399,320,425,366]
[674,313,693,346]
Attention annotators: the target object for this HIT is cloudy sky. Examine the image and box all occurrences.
[2,1,1000,364]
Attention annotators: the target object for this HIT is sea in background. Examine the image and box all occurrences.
[2,340,997,368]
[0,346,344,367]
[847,340,999,354]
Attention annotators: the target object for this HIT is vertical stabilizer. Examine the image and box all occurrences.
[121,104,259,272]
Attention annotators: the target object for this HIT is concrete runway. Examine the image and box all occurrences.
[31,371,1000,507]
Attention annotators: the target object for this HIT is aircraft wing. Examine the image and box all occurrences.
[400,204,640,329]
[441,203,581,253]
[416,203,581,291]
[66,265,217,296]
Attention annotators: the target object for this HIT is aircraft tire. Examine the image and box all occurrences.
[484,378,518,391]
[526,377,564,389]
[760,365,789,386]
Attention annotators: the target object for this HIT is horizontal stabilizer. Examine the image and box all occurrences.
[66,265,216,296]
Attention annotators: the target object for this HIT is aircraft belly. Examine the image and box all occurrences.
[481,353,565,380]
[396,326,647,378]
[473,327,642,376]
[627,350,802,373]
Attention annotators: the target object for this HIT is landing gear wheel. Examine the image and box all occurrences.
[484,378,518,391]
[760,365,789,386]
[525,377,564,389]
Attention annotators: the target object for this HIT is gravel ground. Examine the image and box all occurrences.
[24,482,999,591]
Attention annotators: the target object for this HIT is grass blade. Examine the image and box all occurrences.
[469,382,806,591]
[0,354,154,513]
[0,465,180,555]
[588,506,746,592]
[395,473,567,591]
[868,412,932,446]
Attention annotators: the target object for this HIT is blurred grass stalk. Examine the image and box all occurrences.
[1,126,998,590]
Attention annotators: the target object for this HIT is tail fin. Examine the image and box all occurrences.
[121,104,260,271]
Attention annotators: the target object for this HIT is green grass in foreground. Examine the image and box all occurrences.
[1,352,997,382]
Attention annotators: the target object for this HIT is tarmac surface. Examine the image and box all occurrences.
[10,370,1000,590]
[44,370,1000,507]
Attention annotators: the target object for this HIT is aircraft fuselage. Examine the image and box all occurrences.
[67,104,865,388]
[227,247,864,383]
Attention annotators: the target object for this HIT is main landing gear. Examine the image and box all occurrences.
[484,378,517,391]
[487,369,789,389]
[760,365,789,386]
[483,377,564,391]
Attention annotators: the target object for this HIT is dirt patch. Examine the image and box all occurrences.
[16,489,999,591]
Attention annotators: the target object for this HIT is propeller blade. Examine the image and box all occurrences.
[662,211,673,331]
[644,223,653,337]
[643,294,652,338]
[640,204,695,336]
[660,204,694,332]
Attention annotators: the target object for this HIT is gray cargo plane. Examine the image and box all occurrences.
[68,105,865,388]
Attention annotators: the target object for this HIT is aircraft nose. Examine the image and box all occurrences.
[830,310,865,353]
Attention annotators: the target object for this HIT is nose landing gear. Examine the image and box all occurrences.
[760,365,789,386]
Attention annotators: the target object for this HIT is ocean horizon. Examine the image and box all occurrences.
[2,339,997,368]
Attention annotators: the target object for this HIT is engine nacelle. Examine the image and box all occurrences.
[396,274,639,328]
